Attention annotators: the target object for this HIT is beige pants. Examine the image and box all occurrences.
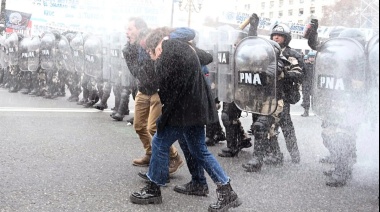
[133,91,178,158]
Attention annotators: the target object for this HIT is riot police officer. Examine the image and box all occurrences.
[6,33,23,93]
[306,20,368,187]
[301,51,316,117]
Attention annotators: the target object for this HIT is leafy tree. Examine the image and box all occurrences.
[320,0,361,27]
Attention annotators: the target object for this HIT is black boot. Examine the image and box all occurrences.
[206,131,226,146]
[301,108,309,117]
[174,181,209,197]
[218,125,240,158]
[264,137,284,166]
[208,181,242,212]
[111,88,129,121]
[243,138,266,172]
[130,181,162,205]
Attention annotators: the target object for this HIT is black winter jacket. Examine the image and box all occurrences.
[155,39,219,130]
[123,43,159,95]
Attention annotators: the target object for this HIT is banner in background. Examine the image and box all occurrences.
[5,9,32,30]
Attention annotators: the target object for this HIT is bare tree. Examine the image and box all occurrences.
[320,0,361,27]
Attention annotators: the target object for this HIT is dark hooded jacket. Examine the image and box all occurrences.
[154,39,218,130]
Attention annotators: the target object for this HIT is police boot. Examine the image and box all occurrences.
[264,137,284,166]
[83,93,99,108]
[94,92,109,111]
[111,89,130,121]
[218,124,240,158]
[130,181,162,205]
[301,108,309,117]
[205,122,226,146]
[237,122,252,150]
[208,181,242,212]
[242,139,266,172]
[78,87,90,105]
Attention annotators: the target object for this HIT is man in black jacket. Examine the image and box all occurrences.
[130,28,241,212]
[123,18,183,174]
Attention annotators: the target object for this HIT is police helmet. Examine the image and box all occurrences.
[308,51,316,58]
[328,26,346,38]
[304,55,309,60]
[338,28,366,46]
[270,24,292,47]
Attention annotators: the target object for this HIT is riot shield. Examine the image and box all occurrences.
[217,25,247,103]
[233,37,278,115]
[312,38,366,122]
[102,33,112,81]
[71,33,85,74]
[120,35,134,87]
[0,36,7,69]
[58,35,75,73]
[109,32,122,83]
[40,32,58,71]
[84,35,103,78]
[7,33,19,66]
[367,35,379,88]
[28,36,41,72]
[19,37,30,71]
[197,29,219,98]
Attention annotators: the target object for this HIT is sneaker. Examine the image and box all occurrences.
[133,155,151,167]
[169,154,184,175]
[174,181,209,196]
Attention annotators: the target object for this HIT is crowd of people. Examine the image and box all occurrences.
[0,13,378,211]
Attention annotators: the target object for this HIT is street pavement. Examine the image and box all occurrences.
[0,88,379,212]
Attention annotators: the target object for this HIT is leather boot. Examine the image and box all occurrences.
[208,181,242,212]
[174,181,209,196]
[205,131,226,146]
[130,181,162,205]
[169,154,184,175]
[264,137,284,166]
[111,90,129,121]
[133,155,151,167]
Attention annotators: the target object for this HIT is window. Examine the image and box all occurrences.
[261,12,265,17]
[279,0,284,7]
[261,2,265,8]
[289,0,294,4]
[288,9,293,16]
[298,20,304,24]
[279,11,283,17]
[299,8,304,16]
[310,7,315,14]
[270,12,274,18]
[300,0,304,3]
[270,1,274,8]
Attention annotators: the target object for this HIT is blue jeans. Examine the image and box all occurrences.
[147,125,230,186]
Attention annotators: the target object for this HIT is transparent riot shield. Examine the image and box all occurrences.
[19,37,30,72]
[7,33,19,66]
[120,35,134,87]
[217,25,247,103]
[102,33,112,81]
[58,36,75,73]
[28,36,41,72]
[233,37,278,115]
[0,36,7,69]
[109,32,122,83]
[367,35,379,88]
[40,32,58,71]
[312,38,366,122]
[84,35,103,78]
[197,29,218,98]
[71,33,85,74]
